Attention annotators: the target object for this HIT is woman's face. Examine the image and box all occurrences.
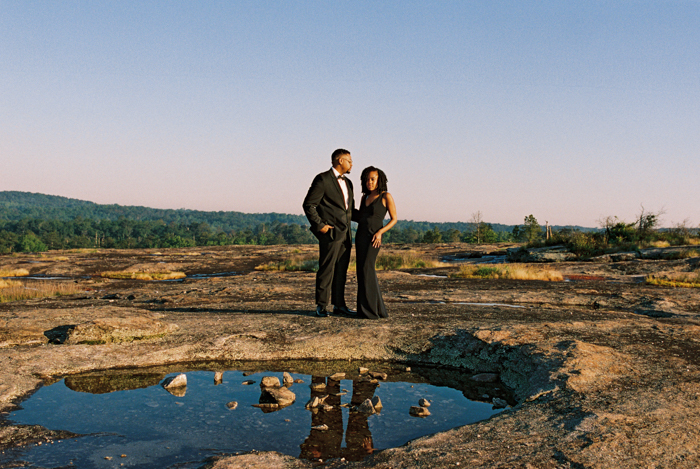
[366,171,379,192]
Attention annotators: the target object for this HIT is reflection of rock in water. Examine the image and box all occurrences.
[214,371,223,385]
[65,372,165,394]
[411,366,514,406]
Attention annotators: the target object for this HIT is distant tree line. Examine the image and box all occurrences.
[1,191,614,254]
[0,217,517,253]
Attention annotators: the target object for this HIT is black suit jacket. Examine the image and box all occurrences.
[303,169,355,239]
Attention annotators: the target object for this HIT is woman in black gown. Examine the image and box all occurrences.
[355,167,397,319]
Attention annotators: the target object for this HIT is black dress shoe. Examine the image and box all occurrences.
[333,305,357,316]
[315,306,329,317]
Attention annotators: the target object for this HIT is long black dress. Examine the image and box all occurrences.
[355,194,389,319]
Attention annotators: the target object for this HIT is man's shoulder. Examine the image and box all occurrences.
[312,169,334,182]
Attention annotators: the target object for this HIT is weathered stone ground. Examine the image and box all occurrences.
[1,243,699,468]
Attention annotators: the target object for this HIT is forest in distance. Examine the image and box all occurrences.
[0,191,601,253]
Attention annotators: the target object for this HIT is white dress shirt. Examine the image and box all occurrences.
[332,167,349,209]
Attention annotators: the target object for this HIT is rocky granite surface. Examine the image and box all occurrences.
[1,244,699,468]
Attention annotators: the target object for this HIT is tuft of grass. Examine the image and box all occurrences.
[646,273,700,288]
[451,264,563,281]
[100,271,186,281]
[375,251,443,270]
[0,280,83,302]
[668,249,700,260]
[255,258,319,272]
[0,268,30,277]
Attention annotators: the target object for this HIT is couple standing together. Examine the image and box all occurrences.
[303,149,397,319]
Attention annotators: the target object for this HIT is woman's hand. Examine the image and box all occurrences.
[371,232,382,248]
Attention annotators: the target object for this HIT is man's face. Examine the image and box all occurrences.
[340,154,353,174]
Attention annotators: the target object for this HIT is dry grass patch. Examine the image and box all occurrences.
[646,273,700,288]
[451,264,564,281]
[0,280,83,302]
[375,251,444,270]
[256,257,319,272]
[0,268,30,277]
[100,271,186,281]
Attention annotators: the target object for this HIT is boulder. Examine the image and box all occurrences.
[260,376,280,388]
[506,245,577,263]
[409,406,430,417]
[492,397,508,409]
[162,373,187,389]
[161,374,187,397]
[260,386,296,407]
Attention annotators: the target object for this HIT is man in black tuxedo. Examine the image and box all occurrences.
[303,149,356,317]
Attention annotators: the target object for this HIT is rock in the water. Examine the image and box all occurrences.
[321,405,334,412]
[409,406,431,417]
[369,371,387,380]
[357,398,376,414]
[492,397,508,409]
[312,424,329,431]
[329,372,346,381]
[418,398,430,408]
[293,378,304,384]
[283,372,294,386]
[226,401,238,410]
[260,376,281,388]
[260,386,296,406]
[358,367,369,374]
[214,371,223,385]
[471,373,499,383]
[242,380,256,385]
[242,371,255,377]
[162,373,187,389]
[161,374,187,396]
[371,396,383,412]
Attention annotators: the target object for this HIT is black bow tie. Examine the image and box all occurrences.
[337,175,346,181]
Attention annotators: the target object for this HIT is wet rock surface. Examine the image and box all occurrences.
[1,244,700,467]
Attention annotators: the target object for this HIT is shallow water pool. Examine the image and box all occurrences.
[3,363,511,468]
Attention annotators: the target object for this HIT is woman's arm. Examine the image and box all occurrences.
[371,192,397,248]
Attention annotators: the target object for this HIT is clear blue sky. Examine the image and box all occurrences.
[2,1,698,227]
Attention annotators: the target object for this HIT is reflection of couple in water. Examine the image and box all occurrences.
[299,375,379,461]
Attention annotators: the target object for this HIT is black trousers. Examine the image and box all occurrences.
[315,229,351,308]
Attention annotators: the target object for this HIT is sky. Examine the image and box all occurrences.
[1,1,698,227]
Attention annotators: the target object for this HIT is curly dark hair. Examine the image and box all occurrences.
[360,166,388,195]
